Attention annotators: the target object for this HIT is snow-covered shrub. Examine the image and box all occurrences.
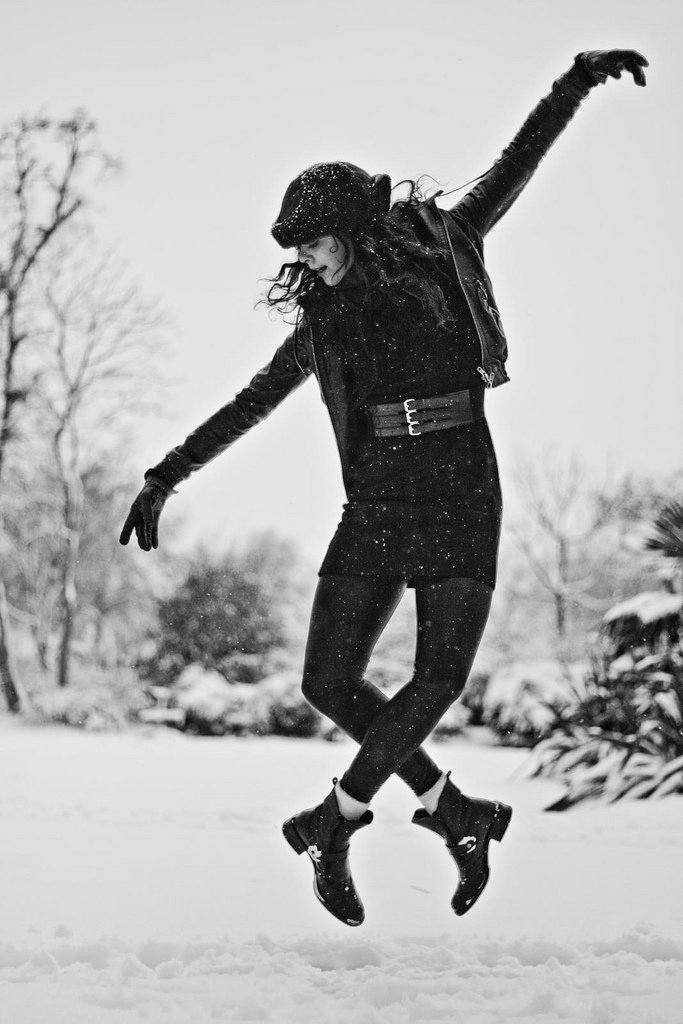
[259,672,323,738]
[167,665,328,738]
[27,667,147,730]
[171,665,270,736]
[139,537,301,686]
[482,660,584,746]
[523,648,683,809]
[603,591,683,656]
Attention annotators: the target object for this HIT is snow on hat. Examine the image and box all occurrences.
[271,162,391,249]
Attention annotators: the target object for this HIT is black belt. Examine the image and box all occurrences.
[368,388,485,438]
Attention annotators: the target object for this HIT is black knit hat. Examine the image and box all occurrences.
[271,162,392,249]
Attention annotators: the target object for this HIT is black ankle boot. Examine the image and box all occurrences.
[282,785,373,927]
[412,776,512,916]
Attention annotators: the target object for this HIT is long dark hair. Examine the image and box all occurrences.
[262,179,451,328]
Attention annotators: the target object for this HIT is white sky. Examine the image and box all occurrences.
[3,0,682,563]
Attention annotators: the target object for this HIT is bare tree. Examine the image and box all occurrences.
[78,469,162,669]
[3,456,162,680]
[37,244,161,687]
[509,458,632,658]
[507,458,680,661]
[0,465,59,670]
[0,111,114,709]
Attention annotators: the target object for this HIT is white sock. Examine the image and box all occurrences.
[334,781,370,820]
[419,773,448,815]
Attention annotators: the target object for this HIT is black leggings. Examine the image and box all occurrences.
[301,574,493,804]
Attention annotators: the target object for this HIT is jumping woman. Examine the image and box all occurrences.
[121,50,647,926]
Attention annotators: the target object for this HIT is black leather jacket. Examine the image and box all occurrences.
[150,59,595,494]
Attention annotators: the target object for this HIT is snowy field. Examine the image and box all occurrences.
[1,721,682,1023]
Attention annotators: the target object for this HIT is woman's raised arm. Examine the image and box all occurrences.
[450,50,648,238]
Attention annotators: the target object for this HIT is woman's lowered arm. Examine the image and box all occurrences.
[120,327,312,551]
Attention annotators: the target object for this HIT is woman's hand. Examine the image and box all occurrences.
[579,50,648,87]
[119,476,176,551]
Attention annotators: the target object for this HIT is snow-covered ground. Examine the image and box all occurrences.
[1,721,681,1023]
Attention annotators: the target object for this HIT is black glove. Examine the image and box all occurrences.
[119,475,176,551]
[577,49,648,87]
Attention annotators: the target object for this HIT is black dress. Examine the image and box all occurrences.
[318,267,502,589]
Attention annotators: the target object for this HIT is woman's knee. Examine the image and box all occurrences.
[300,667,363,713]
[300,669,325,710]
[412,663,469,706]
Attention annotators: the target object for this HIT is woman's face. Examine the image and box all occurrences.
[297,235,352,287]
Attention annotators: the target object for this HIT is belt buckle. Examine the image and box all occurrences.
[403,398,421,436]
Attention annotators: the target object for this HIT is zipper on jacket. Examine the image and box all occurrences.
[297,314,327,404]
[436,208,494,387]
[476,280,505,337]
[310,338,328,404]
[292,330,309,377]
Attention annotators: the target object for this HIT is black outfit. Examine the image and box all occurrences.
[318,262,502,588]
[302,261,500,801]
[144,59,600,802]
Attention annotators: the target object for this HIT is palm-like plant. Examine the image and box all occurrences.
[645,500,683,589]
[524,648,683,809]
[524,498,683,809]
